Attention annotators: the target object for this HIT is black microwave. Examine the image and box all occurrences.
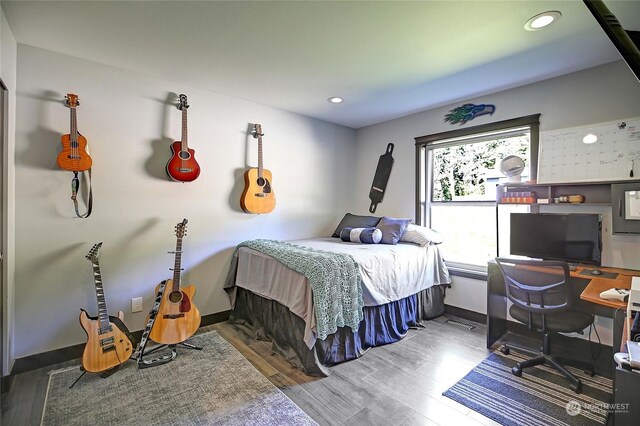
[612,183,640,234]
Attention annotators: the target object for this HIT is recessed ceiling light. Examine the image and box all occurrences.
[583,133,598,144]
[327,96,343,104]
[524,11,561,31]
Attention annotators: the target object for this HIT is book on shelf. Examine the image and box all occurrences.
[500,191,536,204]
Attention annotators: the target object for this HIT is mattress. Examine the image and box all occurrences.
[229,237,451,348]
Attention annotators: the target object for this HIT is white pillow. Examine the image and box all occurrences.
[400,224,444,246]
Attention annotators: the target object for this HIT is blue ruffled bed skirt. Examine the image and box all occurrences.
[229,285,446,376]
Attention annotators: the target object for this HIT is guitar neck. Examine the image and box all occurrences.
[91,261,111,331]
[181,107,188,151]
[70,108,78,143]
[172,237,183,291]
[258,134,264,178]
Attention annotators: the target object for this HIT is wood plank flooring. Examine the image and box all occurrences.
[2,315,499,426]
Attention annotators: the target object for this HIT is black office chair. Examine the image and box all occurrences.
[494,257,595,393]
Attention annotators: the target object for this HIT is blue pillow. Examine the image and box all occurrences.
[339,227,382,244]
[377,216,412,245]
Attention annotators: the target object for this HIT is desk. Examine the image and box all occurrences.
[579,267,636,309]
[487,262,639,358]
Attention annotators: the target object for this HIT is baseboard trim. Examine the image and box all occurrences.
[1,374,11,394]
[444,304,487,325]
[9,310,231,377]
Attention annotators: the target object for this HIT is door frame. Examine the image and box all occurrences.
[0,78,8,392]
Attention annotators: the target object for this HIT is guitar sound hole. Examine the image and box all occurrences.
[178,151,191,160]
[168,291,183,303]
[256,177,266,187]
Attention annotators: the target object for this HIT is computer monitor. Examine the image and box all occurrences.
[510,213,602,265]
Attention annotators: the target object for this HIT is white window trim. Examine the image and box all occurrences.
[414,115,540,274]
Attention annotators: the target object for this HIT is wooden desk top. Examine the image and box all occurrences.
[578,266,639,309]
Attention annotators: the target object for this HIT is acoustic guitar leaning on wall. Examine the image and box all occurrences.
[149,219,201,345]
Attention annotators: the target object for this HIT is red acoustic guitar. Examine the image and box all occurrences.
[166,94,200,182]
[57,94,92,172]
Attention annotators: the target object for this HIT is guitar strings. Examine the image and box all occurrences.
[70,102,75,162]
[182,104,187,172]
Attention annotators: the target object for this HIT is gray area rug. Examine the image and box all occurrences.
[41,331,317,426]
[443,351,613,426]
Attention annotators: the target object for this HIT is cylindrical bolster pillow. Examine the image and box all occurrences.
[339,227,382,244]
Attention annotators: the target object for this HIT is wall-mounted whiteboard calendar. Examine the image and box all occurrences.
[538,117,640,184]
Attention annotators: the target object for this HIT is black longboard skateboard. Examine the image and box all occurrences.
[368,143,394,213]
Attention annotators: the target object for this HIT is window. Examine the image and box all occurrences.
[415,115,540,275]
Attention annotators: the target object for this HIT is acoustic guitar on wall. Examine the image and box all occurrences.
[149,219,201,345]
[57,94,92,172]
[241,123,276,214]
[166,94,201,182]
[79,243,134,373]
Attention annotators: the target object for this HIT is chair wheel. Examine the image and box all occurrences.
[570,381,582,394]
[584,368,595,377]
[511,366,522,377]
[500,346,510,355]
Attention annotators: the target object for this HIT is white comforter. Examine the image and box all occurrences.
[292,238,450,305]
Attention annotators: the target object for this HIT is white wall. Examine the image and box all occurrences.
[13,44,356,358]
[1,8,17,377]
[353,61,640,339]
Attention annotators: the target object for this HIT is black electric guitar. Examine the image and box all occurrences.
[79,243,134,373]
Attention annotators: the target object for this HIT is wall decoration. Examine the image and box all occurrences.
[166,94,201,182]
[241,123,276,214]
[444,103,496,125]
[57,93,93,218]
[368,143,394,213]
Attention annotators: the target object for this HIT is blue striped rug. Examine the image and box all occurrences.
[443,351,613,426]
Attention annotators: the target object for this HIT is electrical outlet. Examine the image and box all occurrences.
[131,297,143,313]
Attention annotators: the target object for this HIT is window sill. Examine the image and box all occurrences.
[448,266,488,281]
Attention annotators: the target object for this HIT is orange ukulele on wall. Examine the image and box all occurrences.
[240,123,276,214]
[57,94,92,172]
[166,94,201,182]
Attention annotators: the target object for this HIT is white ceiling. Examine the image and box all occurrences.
[2,0,639,129]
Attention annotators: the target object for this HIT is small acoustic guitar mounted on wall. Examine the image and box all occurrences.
[57,94,92,172]
[149,219,201,345]
[166,94,201,182]
[80,243,134,373]
[241,123,276,214]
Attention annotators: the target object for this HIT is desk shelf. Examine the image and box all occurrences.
[497,182,612,205]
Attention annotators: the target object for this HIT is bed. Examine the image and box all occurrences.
[224,228,451,376]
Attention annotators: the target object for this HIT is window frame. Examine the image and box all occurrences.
[414,114,541,277]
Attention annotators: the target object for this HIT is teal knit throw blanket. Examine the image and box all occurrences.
[237,239,364,340]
